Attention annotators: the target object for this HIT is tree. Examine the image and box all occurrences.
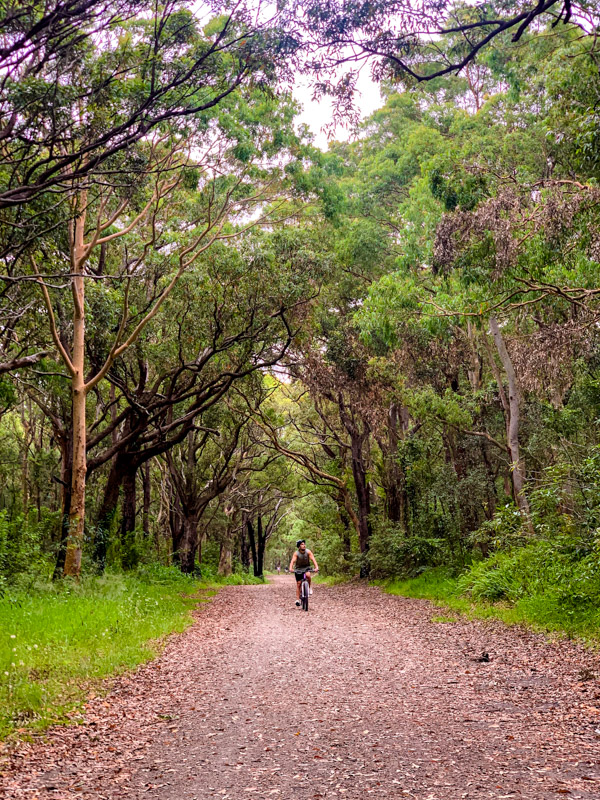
[293,0,588,92]
[26,82,302,576]
[0,1,296,211]
[166,416,246,574]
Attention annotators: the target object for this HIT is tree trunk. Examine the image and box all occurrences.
[120,468,138,569]
[382,403,408,528]
[256,514,265,578]
[218,499,235,576]
[350,433,371,559]
[53,436,73,580]
[240,514,251,569]
[466,320,482,391]
[63,208,87,578]
[93,456,125,571]
[247,517,260,577]
[20,402,30,515]
[489,316,532,529]
[64,381,86,576]
[170,491,184,565]
[178,514,199,574]
[142,462,151,537]
[218,539,233,577]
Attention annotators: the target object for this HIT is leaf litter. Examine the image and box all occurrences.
[1,576,600,798]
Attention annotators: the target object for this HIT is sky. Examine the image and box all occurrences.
[293,69,384,150]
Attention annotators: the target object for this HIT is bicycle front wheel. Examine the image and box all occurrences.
[301,580,309,611]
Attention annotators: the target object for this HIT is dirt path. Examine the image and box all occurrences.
[2,577,600,799]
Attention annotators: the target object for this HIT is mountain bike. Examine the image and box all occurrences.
[295,568,318,611]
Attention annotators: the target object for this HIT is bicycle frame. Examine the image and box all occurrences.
[296,569,316,611]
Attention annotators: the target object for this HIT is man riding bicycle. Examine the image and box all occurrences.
[289,539,319,607]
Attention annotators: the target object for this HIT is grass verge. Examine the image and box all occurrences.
[0,565,259,740]
[313,573,351,586]
[381,560,600,644]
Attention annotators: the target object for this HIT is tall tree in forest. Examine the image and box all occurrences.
[26,80,301,576]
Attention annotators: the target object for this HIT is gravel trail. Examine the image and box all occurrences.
[2,576,600,799]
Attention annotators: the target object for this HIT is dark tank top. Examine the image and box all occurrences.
[295,549,310,571]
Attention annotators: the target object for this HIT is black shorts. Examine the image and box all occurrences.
[295,570,310,582]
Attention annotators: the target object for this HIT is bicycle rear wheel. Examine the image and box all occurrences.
[301,579,309,611]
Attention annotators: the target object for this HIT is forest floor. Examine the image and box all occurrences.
[1,576,600,800]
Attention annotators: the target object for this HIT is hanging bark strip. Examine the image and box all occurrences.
[488,315,533,530]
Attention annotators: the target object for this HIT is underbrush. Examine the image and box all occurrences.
[382,535,600,642]
[312,573,351,586]
[0,566,212,740]
[195,564,265,586]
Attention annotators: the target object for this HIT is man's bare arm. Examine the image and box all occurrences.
[289,553,297,572]
[308,550,319,571]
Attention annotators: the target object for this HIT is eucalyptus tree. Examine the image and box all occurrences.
[0,1,303,440]
[346,22,600,562]
[292,0,591,97]
[83,217,324,570]
[165,409,248,574]
[233,438,297,578]
[23,69,308,577]
[0,0,297,212]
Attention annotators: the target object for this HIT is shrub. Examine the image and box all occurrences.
[368,519,445,579]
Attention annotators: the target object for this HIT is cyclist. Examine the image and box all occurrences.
[289,539,319,607]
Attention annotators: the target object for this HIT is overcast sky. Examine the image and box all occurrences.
[293,70,384,150]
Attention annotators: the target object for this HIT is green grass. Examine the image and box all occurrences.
[280,535,600,643]
[430,614,459,623]
[382,556,600,644]
[0,565,260,740]
[312,573,351,586]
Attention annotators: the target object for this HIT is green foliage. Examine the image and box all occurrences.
[0,509,61,586]
[429,162,488,212]
[383,568,465,607]
[458,533,600,624]
[368,519,445,579]
[467,504,526,554]
[1,7,600,683]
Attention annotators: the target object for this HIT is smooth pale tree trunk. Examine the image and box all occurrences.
[63,215,87,577]
[489,316,533,529]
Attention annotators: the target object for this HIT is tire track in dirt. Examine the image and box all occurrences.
[2,576,600,799]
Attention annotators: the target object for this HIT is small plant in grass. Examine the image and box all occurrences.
[431,614,458,623]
